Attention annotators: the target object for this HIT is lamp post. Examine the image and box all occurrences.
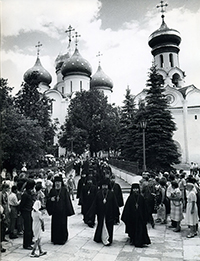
[140,120,147,172]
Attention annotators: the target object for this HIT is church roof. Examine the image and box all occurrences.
[90,64,113,90]
[24,57,52,85]
[61,48,92,77]
[55,53,70,71]
[148,20,181,49]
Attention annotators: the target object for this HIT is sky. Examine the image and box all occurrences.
[1,0,200,106]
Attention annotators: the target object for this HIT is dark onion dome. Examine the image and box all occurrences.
[61,48,92,77]
[55,53,70,71]
[24,57,52,85]
[148,20,181,56]
[90,64,113,90]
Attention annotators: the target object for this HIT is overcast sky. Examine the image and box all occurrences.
[1,0,200,105]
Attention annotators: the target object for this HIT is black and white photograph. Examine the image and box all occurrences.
[1,0,200,260]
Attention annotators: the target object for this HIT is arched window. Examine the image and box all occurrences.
[80,81,82,92]
[160,55,164,68]
[172,73,180,87]
[70,81,73,93]
[169,53,174,67]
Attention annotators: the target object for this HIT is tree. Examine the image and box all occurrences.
[59,119,88,155]
[1,107,44,171]
[14,72,56,153]
[59,90,119,157]
[144,66,180,172]
[0,78,44,171]
[117,87,137,160]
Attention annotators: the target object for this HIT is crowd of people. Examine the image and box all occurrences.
[0,157,200,255]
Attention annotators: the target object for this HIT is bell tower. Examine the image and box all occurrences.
[148,1,185,88]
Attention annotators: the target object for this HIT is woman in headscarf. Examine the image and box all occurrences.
[46,175,74,245]
[121,183,151,247]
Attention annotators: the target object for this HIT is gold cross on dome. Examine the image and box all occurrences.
[96,51,103,65]
[35,41,42,57]
[65,25,75,43]
[73,32,81,47]
[157,1,168,21]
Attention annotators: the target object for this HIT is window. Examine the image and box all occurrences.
[169,53,174,67]
[62,87,64,94]
[195,115,198,120]
[160,55,164,68]
[70,81,73,93]
[172,73,180,87]
[80,81,82,92]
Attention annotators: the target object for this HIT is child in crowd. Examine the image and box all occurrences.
[30,200,47,257]
[67,174,76,200]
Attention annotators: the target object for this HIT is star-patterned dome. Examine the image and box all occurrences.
[61,48,92,77]
[90,64,113,90]
[24,57,52,85]
[55,53,70,71]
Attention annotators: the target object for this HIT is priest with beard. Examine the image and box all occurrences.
[46,175,74,245]
[121,183,151,247]
[86,180,119,246]
[81,178,97,227]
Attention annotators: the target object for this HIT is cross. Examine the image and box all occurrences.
[96,51,103,65]
[65,25,75,44]
[35,41,42,57]
[157,1,168,21]
[73,32,81,47]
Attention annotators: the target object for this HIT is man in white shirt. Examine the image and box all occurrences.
[8,186,20,239]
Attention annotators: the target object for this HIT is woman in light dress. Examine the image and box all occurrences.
[185,183,198,238]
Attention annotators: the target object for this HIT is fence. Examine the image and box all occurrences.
[109,158,139,175]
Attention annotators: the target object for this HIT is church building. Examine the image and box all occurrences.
[23,28,113,156]
[134,2,200,165]
[23,3,200,165]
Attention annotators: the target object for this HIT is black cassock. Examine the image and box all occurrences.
[111,182,124,223]
[86,189,119,245]
[81,183,97,225]
[46,187,75,245]
[121,192,151,247]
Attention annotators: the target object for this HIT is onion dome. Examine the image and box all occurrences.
[55,53,70,71]
[148,19,181,56]
[90,64,113,90]
[24,57,52,85]
[61,48,92,77]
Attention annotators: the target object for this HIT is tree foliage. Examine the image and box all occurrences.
[117,87,137,160]
[14,72,56,153]
[0,78,44,171]
[1,107,43,171]
[144,66,181,172]
[59,90,119,156]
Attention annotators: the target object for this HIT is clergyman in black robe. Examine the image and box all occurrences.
[81,178,97,227]
[121,183,151,247]
[110,175,124,224]
[86,182,119,246]
[46,175,74,245]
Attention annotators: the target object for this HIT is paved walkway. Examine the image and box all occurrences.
[1,171,200,261]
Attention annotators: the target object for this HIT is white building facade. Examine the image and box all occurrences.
[134,16,200,165]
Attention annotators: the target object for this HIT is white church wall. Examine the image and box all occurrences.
[170,108,187,162]
[63,75,90,95]
[186,108,200,164]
